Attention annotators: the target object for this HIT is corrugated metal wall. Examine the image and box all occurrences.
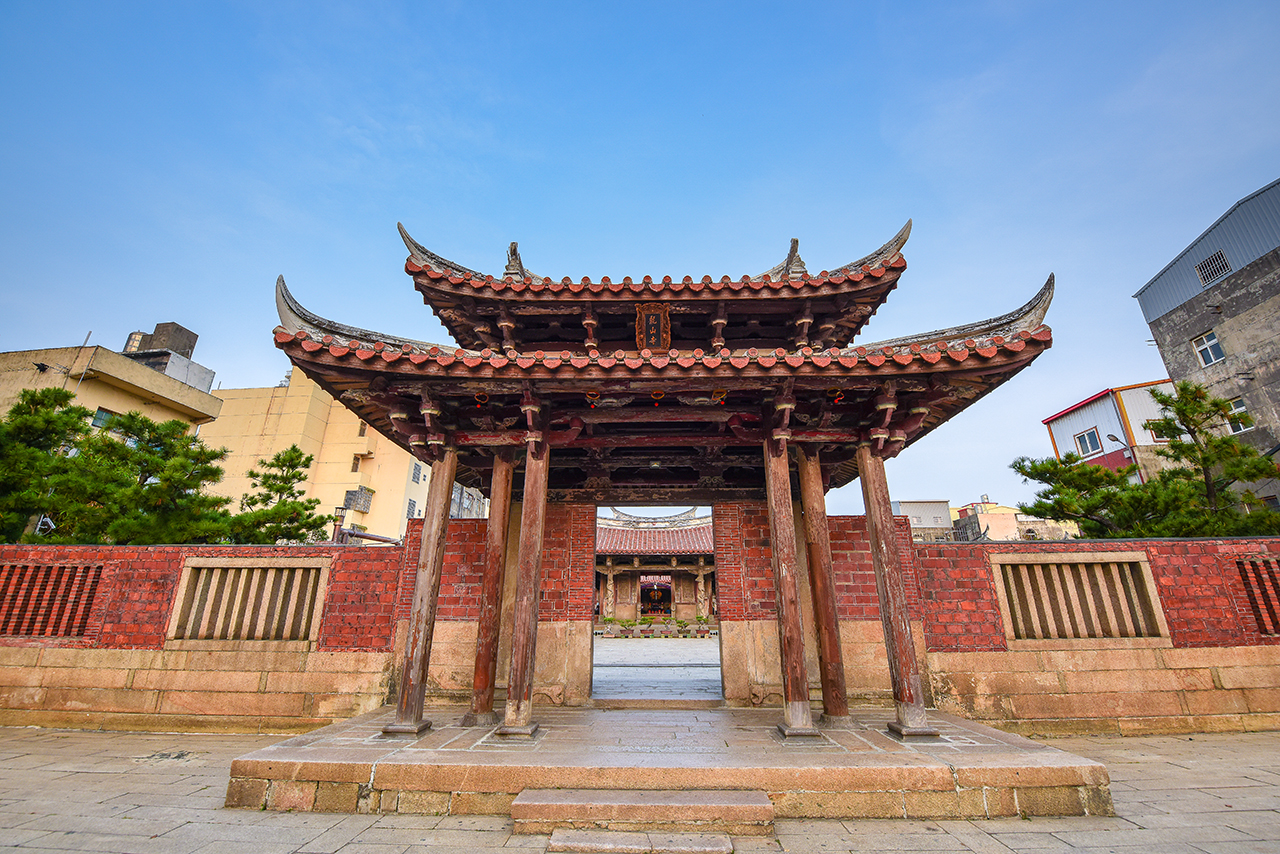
[1135,179,1280,322]
[1048,396,1124,458]
[1116,383,1173,446]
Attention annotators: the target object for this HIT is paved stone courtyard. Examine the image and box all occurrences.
[1,725,1278,853]
[591,637,723,702]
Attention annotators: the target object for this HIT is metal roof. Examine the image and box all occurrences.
[1134,178,1280,322]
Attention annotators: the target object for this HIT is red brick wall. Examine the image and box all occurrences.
[828,516,919,622]
[0,545,183,649]
[398,505,595,624]
[317,546,404,651]
[0,543,409,652]
[911,543,1006,652]
[711,504,746,620]
[713,504,917,623]
[8,525,1280,655]
[911,538,1280,652]
[396,518,489,624]
[713,502,778,620]
[537,503,595,621]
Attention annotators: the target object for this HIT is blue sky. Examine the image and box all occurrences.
[3,1,1278,515]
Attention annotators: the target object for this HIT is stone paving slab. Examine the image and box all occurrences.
[2,725,1279,852]
[548,827,734,853]
[223,705,1110,820]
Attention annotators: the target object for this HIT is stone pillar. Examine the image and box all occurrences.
[763,438,819,737]
[856,444,938,737]
[383,447,458,736]
[462,450,514,727]
[694,570,708,619]
[796,445,850,722]
[497,442,550,737]
[604,567,617,619]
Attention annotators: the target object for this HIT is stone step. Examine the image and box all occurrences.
[548,828,733,853]
[512,788,773,836]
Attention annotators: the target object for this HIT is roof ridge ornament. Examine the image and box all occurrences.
[755,238,809,281]
[502,241,540,280]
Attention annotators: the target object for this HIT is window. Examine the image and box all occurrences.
[412,463,421,483]
[406,499,417,519]
[351,455,361,473]
[0,562,102,637]
[168,557,330,644]
[1195,250,1232,286]
[1193,331,1225,367]
[1075,428,1102,457]
[1263,495,1279,511]
[90,407,117,429]
[1228,397,1252,433]
[357,422,367,437]
[993,552,1166,641]
[1237,557,1280,635]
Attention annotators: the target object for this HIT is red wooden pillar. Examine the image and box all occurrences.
[497,441,550,737]
[796,445,849,722]
[856,444,938,737]
[763,438,819,737]
[383,447,458,735]
[461,449,514,727]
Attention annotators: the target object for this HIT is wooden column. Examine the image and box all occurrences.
[796,445,849,722]
[461,449,514,727]
[497,441,550,737]
[383,447,458,735]
[763,438,819,737]
[856,444,938,737]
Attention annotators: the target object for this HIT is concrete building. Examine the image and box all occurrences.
[0,326,222,429]
[1042,381,1176,483]
[1134,177,1280,506]
[953,498,1079,542]
[200,370,431,541]
[200,370,488,541]
[890,500,953,542]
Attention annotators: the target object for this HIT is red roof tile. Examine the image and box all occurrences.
[405,257,906,297]
[596,523,714,555]
[273,326,1050,374]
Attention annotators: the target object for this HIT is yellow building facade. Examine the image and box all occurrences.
[200,371,434,541]
[0,346,222,428]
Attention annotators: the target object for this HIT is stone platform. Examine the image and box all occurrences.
[224,704,1112,822]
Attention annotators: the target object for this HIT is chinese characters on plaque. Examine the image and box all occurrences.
[635,303,670,351]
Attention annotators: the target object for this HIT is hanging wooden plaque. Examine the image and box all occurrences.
[636,303,670,351]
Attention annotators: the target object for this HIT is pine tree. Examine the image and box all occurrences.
[1142,381,1280,536]
[229,445,331,544]
[0,388,92,542]
[39,411,232,544]
[1012,382,1280,538]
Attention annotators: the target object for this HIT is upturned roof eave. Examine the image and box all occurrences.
[274,272,1054,370]
[399,220,912,301]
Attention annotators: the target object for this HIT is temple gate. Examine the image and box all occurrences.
[272,220,1054,739]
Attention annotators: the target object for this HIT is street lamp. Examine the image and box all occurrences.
[1105,434,1144,484]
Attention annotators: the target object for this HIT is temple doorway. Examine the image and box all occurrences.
[591,507,723,703]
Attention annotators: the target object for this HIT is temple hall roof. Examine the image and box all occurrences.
[399,222,913,353]
[272,225,1055,503]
